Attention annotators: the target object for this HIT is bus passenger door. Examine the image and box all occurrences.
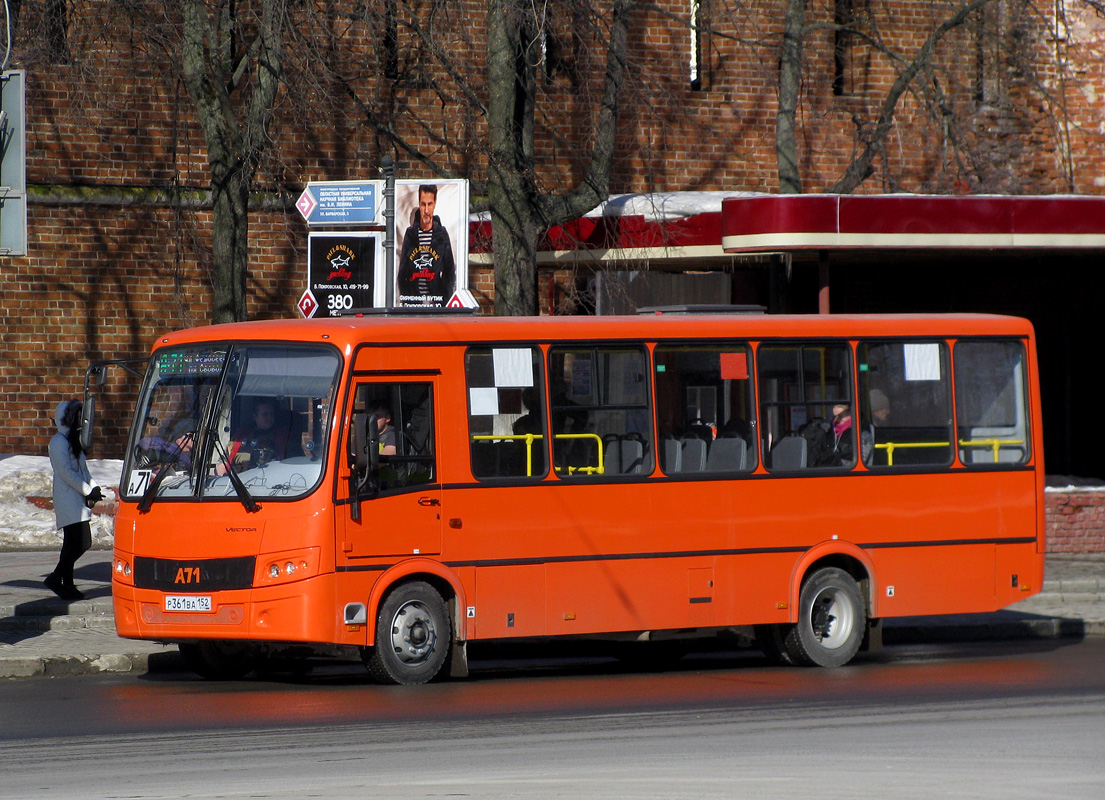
[338,380,442,558]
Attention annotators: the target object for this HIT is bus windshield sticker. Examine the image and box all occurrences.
[127,469,153,497]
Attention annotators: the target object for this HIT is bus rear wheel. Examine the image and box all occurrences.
[754,623,797,666]
[178,641,257,680]
[363,581,451,685]
[783,567,865,668]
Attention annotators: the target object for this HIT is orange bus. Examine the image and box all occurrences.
[107,311,1045,683]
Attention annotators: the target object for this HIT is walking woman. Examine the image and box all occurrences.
[45,399,103,601]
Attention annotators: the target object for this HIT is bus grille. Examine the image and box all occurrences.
[133,556,256,591]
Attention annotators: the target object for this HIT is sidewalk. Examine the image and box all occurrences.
[2,550,1104,679]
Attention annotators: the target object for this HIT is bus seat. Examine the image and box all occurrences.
[770,436,807,469]
[470,439,499,477]
[662,437,682,473]
[705,436,746,472]
[680,438,707,472]
[604,437,645,475]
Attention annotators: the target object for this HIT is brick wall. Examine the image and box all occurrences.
[3,0,1105,461]
[1046,491,1105,553]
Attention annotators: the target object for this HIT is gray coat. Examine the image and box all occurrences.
[50,401,98,530]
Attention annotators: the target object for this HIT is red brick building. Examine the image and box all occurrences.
[2,0,1104,486]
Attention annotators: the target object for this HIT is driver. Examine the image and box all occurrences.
[230,398,293,469]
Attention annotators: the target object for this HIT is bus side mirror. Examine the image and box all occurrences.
[347,413,381,522]
[350,413,369,472]
[79,396,95,453]
[348,413,380,474]
[366,414,381,472]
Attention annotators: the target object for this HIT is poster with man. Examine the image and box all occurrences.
[395,179,469,307]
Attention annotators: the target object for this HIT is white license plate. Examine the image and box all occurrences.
[164,595,212,613]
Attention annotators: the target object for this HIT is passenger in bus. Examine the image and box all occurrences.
[861,389,889,464]
[512,388,543,436]
[368,402,397,456]
[136,388,198,469]
[830,403,858,466]
[719,415,753,445]
[870,389,891,426]
[231,398,294,469]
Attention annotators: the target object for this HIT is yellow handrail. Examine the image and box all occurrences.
[471,432,605,476]
[958,438,1025,464]
[554,433,606,475]
[875,438,1024,466]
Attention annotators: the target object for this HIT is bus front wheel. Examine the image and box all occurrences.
[363,581,452,685]
[784,567,865,668]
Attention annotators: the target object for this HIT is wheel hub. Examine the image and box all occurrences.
[809,587,855,650]
[389,601,437,664]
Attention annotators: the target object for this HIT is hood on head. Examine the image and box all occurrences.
[55,399,81,433]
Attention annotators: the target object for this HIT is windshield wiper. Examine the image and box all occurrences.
[211,436,262,513]
[136,436,191,513]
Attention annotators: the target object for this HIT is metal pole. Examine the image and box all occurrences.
[382,156,395,308]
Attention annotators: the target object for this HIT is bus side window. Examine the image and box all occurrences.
[758,342,855,470]
[954,339,1030,466]
[353,382,436,492]
[858,341,953,468]
[465,346,547,480]
[655,343,756,475]
[548,345,653,477]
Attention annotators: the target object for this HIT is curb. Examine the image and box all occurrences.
[883,613,1105,644]
[0,650,172,679]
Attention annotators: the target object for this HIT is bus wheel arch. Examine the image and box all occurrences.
[758,548,873,668]
[364,560,466,647]
[363,578,453,685]
[784,564,867,667]
[790,545,877,620]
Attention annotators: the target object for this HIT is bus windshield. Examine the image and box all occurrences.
[122,344,341,503]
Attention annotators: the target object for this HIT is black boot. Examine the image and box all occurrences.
[63,583,85,601]
[43,573,66,599]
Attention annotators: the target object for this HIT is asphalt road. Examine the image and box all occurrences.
[2,637,1104,799]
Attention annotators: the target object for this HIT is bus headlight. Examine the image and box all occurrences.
[257,548,320,586]
[113,557,134,585]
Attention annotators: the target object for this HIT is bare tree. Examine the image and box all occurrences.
[777,0,1008,195]
[486,0,634,315]
[180,0,287,323]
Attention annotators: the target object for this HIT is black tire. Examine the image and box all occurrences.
[363,581,451,685]
[782,567,865,668]
[178,641,257,680]
[754,623,797,666]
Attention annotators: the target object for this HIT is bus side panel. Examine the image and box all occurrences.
[474,564,547,638]
[866,544,997,617]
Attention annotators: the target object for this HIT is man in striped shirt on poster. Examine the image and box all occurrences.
[398,184,456,307]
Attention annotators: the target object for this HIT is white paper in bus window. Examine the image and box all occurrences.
[492,348,533,387]
[904,344,941,381]
[470,387,500,416]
